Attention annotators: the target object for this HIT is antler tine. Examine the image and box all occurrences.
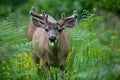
[57,13,66,27]
[73,10,77,14]
[29,7,35,15]
[45,14,48,22]
[31,7,35,12]
[62,13,65,20]
[73,10,78,19]
[41,10,49,24]
[64,10,78,20]
[30,7,43,20]
[42,10,45,19]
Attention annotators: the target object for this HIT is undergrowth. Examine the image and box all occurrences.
[0,11,120,80]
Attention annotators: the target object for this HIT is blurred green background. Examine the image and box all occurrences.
[0,0,120,80]
[0,0,120,21]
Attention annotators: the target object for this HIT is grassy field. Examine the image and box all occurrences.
[0,11,120,80]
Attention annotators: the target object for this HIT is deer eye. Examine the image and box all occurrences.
[58,29,62,32]
[45,28,49,32]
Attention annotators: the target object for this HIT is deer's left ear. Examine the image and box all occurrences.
[64,18,77,28]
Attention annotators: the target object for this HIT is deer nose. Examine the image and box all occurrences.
[49,36,56,42]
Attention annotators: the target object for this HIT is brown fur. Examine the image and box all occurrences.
[28,8,77,79]
[28,22,37,41]
[28,21,69,71]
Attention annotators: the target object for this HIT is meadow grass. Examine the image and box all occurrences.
[0,12,120,80]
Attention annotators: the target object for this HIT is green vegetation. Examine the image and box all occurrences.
[0,0,120,80]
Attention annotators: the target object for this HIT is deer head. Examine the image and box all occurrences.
[30,7,78,43]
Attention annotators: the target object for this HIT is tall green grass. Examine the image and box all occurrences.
[0,11,120,80]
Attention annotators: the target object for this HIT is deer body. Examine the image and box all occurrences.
[28,7,78,80]
[32,25,68,68]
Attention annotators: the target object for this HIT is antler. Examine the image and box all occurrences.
[41,10,49,25]
[30,7,49,25]
[65,10,78,21]
[30,7,43,20]
[58,10,78,27]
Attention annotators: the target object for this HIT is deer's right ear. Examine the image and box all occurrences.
[32,17,45,27]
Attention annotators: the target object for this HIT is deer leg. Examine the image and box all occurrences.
[32,52,42,76]
[57,67,65,80]
[41,55,51,80]
[57,55,67,80]
[32,52,40,67]
[57,61,66,80]
[43,65,51,80]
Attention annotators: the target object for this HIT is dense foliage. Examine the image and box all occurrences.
[0,0,120,80]
[0,0,120,18]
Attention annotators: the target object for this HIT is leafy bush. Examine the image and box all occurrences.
[0,0,120,19]
[0,7,120,80]
[0,0,28,17]
[0,14,31,79]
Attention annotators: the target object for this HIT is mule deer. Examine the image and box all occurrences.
[28,7,78,80]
